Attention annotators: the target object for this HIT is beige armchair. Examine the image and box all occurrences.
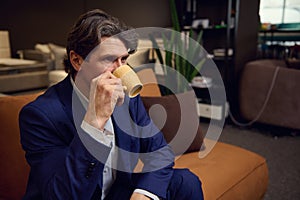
[0,30,11,58]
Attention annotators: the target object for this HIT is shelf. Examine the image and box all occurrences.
[212,56,233,61]
[183,26,234,31]
[192,84,225,103]
[197,99,229,120]
[259,30,300,43]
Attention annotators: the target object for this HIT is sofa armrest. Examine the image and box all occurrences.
[17,49,55,70]
[239,59,300,129]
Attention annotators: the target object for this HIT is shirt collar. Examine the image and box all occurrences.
[70,76,88,110]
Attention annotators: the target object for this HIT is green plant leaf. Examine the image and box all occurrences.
[149,34,164,65]
[170,0,180,31]
[148,0,205,95]
[191,58,206,79]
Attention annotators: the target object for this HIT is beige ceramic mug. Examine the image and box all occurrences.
[113,65,143,98]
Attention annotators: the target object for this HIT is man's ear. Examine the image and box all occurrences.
[70,50,83,72]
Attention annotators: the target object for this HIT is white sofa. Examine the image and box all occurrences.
[0,31,49,93]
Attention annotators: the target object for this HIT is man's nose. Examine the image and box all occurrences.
[116,57,123,67]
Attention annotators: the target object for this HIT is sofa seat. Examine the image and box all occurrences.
[175,140,268,200]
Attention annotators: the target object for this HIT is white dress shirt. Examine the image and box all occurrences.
[71,78,159,200]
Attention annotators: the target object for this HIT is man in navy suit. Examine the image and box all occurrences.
[19,9,204,200]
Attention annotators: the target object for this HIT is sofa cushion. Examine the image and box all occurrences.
[286,45,300,69]
[127,39,152,68]
[136,68,204,155]
[174,139,269,200]
[127,49,150,68]
[48,43,66,70]
[21,49,52,63]
[0,94,39,200]
[141,91,204,155]
[35,43,52,55]
[286,58,300,69]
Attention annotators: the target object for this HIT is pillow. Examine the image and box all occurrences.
[127,39,153,68]
[22,49,51,63]
[35,43,52,54]
[127,49,150,68]
[48,43,66,70]
[286,58,300,70]
[286,45,300,69]
[141,91,204,155]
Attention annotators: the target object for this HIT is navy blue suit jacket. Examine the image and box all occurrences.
[19,75,174,199]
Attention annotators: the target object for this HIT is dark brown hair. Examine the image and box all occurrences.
[63,9,138,77]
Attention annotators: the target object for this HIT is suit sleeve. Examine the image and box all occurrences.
[19,104,110,200]
[131,96,175,199]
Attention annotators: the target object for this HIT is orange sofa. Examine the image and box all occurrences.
[0,93,268,200]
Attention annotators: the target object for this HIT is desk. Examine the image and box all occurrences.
[259,29,300,58]
[259,29,300,44]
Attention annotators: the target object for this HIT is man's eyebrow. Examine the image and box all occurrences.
[120,54,130,59]
[98,54,118,61]
[100,53,129,59]
[114,53,130,61]
[118,52,130,58]
[100,53,130,61]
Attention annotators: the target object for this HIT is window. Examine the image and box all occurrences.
[259,0,300,24]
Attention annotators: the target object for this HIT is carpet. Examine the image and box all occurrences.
[201,121,300,200]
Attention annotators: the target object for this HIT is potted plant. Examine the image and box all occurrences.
[149,0,206,95]
[141,0,207,155]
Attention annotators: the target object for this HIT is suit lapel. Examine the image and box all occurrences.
[112,97,139,173]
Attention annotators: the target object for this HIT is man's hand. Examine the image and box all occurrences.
[84,71,125,130]
[130,192,151,200]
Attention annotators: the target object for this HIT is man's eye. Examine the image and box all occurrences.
[121,55,129,62]
[121,57,127,63]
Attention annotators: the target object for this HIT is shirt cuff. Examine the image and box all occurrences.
[133,189,160,200]
[81,120,113,147]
